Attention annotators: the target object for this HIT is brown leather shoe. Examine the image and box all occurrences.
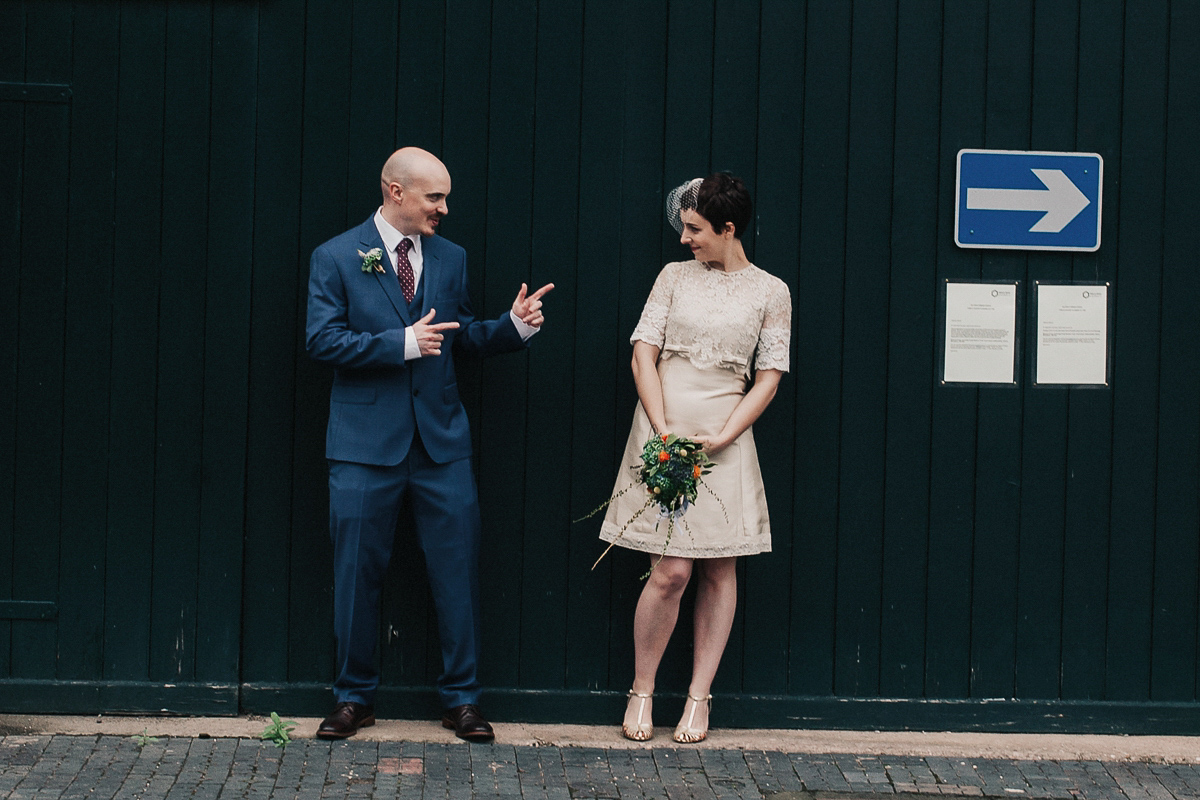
[316,702,376,740]
[441,704,495,742]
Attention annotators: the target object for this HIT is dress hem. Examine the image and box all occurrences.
[598,524,772,559]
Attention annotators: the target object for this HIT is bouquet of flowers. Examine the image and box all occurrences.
[580,433,719,577]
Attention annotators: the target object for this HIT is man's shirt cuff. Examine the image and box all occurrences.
[510,311,540,341]
[404,327,422,360]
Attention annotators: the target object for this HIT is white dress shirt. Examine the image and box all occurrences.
[373,209,538,360]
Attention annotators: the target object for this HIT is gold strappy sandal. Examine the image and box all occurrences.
[621,690,654,741]
[672,693,712,743]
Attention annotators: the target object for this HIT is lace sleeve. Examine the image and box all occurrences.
[630,263,680,347]
[754,279,792,372]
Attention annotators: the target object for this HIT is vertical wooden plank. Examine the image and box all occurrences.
[832,0,897,698]
[706,0,762,695]
[57,0,119,684]
[924,0,986,699]
[347,0,397,216]
[565,0,624,693]
[395,0,445,151]
[662,0,714,264]
[611,0,675,693]
[743,0,803,697]
[438,0,491,513]
[1013,0,1079,700]
[616,0,668,291]
[290,0,351,685]
[789,0,849,696]
[196,0,257,684]
[656,0,714,692]
[1150,0,1200,702]
[1060,0,1122,702]
[242,0,306,687]
[437,0,499,690]
[968,0,1031,700]
[710,0,760,204]
[1105,0,1168,703]
[375,0,433,691]
[0,2,23,81]
[516,0,584,690]
[438,0,491,340]
[478,0,537,691]
[148,0,210,684]
[879,0,941,699]
[1060,400,1114,699]
[0,1,26,676]
[381,0,446,690]
[104,2,165,682]
[10,0,71,680]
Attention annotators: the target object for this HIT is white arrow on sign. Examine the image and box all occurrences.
[966,168,1090,233]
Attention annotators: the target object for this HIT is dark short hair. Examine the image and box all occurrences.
[693,172,753,238]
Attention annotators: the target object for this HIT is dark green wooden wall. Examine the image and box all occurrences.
[3,0,1199,732]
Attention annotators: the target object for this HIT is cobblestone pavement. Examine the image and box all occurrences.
[3,735,1199,800]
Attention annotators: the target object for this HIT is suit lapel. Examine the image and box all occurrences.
[359,220,413,326]
[420,235,443,319]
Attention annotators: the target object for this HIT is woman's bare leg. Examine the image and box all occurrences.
[680,556,738,734]
[623,556,693,732]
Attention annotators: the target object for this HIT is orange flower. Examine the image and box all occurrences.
[693,465,702,478]
[658,451,670,462]
[661,434,669,442]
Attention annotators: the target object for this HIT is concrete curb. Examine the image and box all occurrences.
[2,714,1198,762]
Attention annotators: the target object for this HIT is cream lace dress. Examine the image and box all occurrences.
[599,260,792,559]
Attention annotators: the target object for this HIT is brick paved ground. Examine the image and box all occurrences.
[2,735,1199,800]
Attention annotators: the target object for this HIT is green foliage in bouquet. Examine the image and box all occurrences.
[578,433,717,577]
[638,433,712,510]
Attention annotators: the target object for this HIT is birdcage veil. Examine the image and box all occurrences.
[665,178,704,234]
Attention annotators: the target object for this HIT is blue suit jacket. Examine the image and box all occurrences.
[306,216,525,466]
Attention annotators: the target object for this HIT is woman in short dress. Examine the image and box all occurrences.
[600,173,791,743]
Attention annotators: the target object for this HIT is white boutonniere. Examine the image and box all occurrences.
[358,247,384,273]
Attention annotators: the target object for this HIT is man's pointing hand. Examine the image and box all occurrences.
[413,308,460,357]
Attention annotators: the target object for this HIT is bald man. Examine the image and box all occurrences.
[306,148,552,741]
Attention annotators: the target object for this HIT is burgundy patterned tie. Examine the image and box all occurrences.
[396,238,415,302]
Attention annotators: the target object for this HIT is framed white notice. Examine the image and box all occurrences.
[1035,283,1110,386]
[942,282,1018,384]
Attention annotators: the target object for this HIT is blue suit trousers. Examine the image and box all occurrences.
[328,437,482,709]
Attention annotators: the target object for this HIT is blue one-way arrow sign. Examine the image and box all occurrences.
[956,149,1103,251]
